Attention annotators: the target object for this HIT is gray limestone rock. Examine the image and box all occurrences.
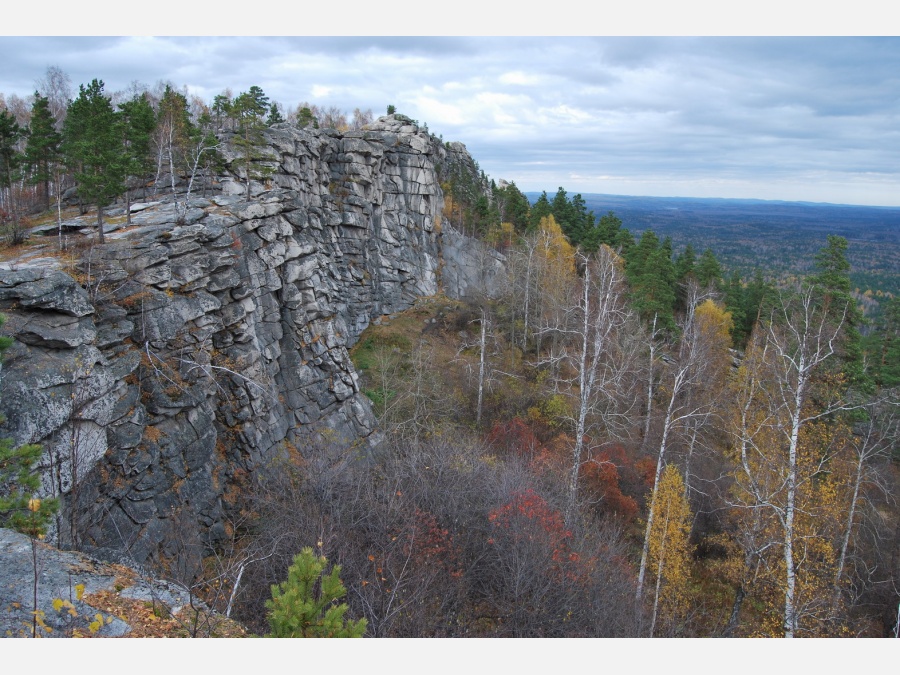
[0,114,502,572]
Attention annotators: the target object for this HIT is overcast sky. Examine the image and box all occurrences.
[2,34,898,207]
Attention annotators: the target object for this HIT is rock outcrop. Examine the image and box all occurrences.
[0,115,504,569]
[0,527,246,637]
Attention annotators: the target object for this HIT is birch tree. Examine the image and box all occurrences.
[636,287,731,602]
[535,245,637,522]
[723,283,848,637]
[646,464,693,637]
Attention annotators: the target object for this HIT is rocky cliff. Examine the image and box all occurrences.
[0,115,504,569]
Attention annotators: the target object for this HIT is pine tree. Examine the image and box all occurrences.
[627,230,676,330]
[266,547,367,637]
[24,92,62,212]
[0,313,58,537]
[528,191,552,232]
[212,93,233,131]
[675,244,696,283]
[266,103,284,125]
[811,235,867,391]
[296,106,317,129]
[231,86,273,199]
[62,79,124,243]
[0,109,24,243]
[594,211,622,250]
[695,247,723,290]
[118,94,156,224]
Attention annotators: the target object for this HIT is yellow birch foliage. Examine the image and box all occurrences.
[537,215,575,277]
[647,464,693,635]
[695,299,733,349]
[721,344,849,636]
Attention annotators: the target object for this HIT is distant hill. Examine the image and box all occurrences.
[525,192,900,296]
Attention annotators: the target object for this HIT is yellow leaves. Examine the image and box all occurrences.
[486,221,516,250]
[695,298,734,348]
[52,597,78,617]
[537,215,575,278]
[646,465,694,633]
[75,583,85,601]
[28,498,41,512]
[32,609,52,634]
[88,613,105,634]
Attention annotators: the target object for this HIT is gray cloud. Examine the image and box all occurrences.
[1,36,897,205]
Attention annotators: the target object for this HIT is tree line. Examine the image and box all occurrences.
[0,67,377,245]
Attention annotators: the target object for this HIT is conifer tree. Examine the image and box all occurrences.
[0,313,58,537]
[675,244,696,283]
[0,109,24,242]
[267,547,367,637]
[296,106,317,129]
[212,92,233,132]
[695,247,723,290]
[154,85,194,198]
[62,79,123,243]
[811,235,867,391]
[266,103,284,125]
[232,86,273,199]
[627,230,676,330]
[495,180,530,232]
[528,191,552,232]
[585,211,623,253]
[24,92,61,212]
[118,93,156,224]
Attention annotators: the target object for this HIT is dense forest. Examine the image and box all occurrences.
[547,192,900,310]
[1,68,898,638]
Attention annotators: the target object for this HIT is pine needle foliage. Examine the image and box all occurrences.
[266,547,367,637]
[0,313,58,537]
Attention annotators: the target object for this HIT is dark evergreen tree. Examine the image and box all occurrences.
[296,106,317,129]
[869,296,900,389]
[212,93,233,131]
[811,235,867,391]
[0,109,24,242]
[595,211,623,248]
[496,180,531,232]
[723,271,749,347]
[627,230,676,329]
[155,85,195,192]
[614,224,635,257]
[695,247,723,290]
[267,103,284,125]
[675,244,696,283]
[232,86,274,199]
[62,79,124,243]
[118,93,156,223]
[673,244,698,314]
[24,93,62,212]
[528,191,552,232]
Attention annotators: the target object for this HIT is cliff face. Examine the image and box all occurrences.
[0,116,504,567]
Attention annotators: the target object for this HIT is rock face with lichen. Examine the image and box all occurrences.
[0,115,504,569]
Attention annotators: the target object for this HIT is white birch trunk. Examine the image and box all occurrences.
[476,309,487,426]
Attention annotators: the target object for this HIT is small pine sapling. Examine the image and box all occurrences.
[266,546,367,637]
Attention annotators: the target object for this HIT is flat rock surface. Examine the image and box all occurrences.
[0,528,246,638]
